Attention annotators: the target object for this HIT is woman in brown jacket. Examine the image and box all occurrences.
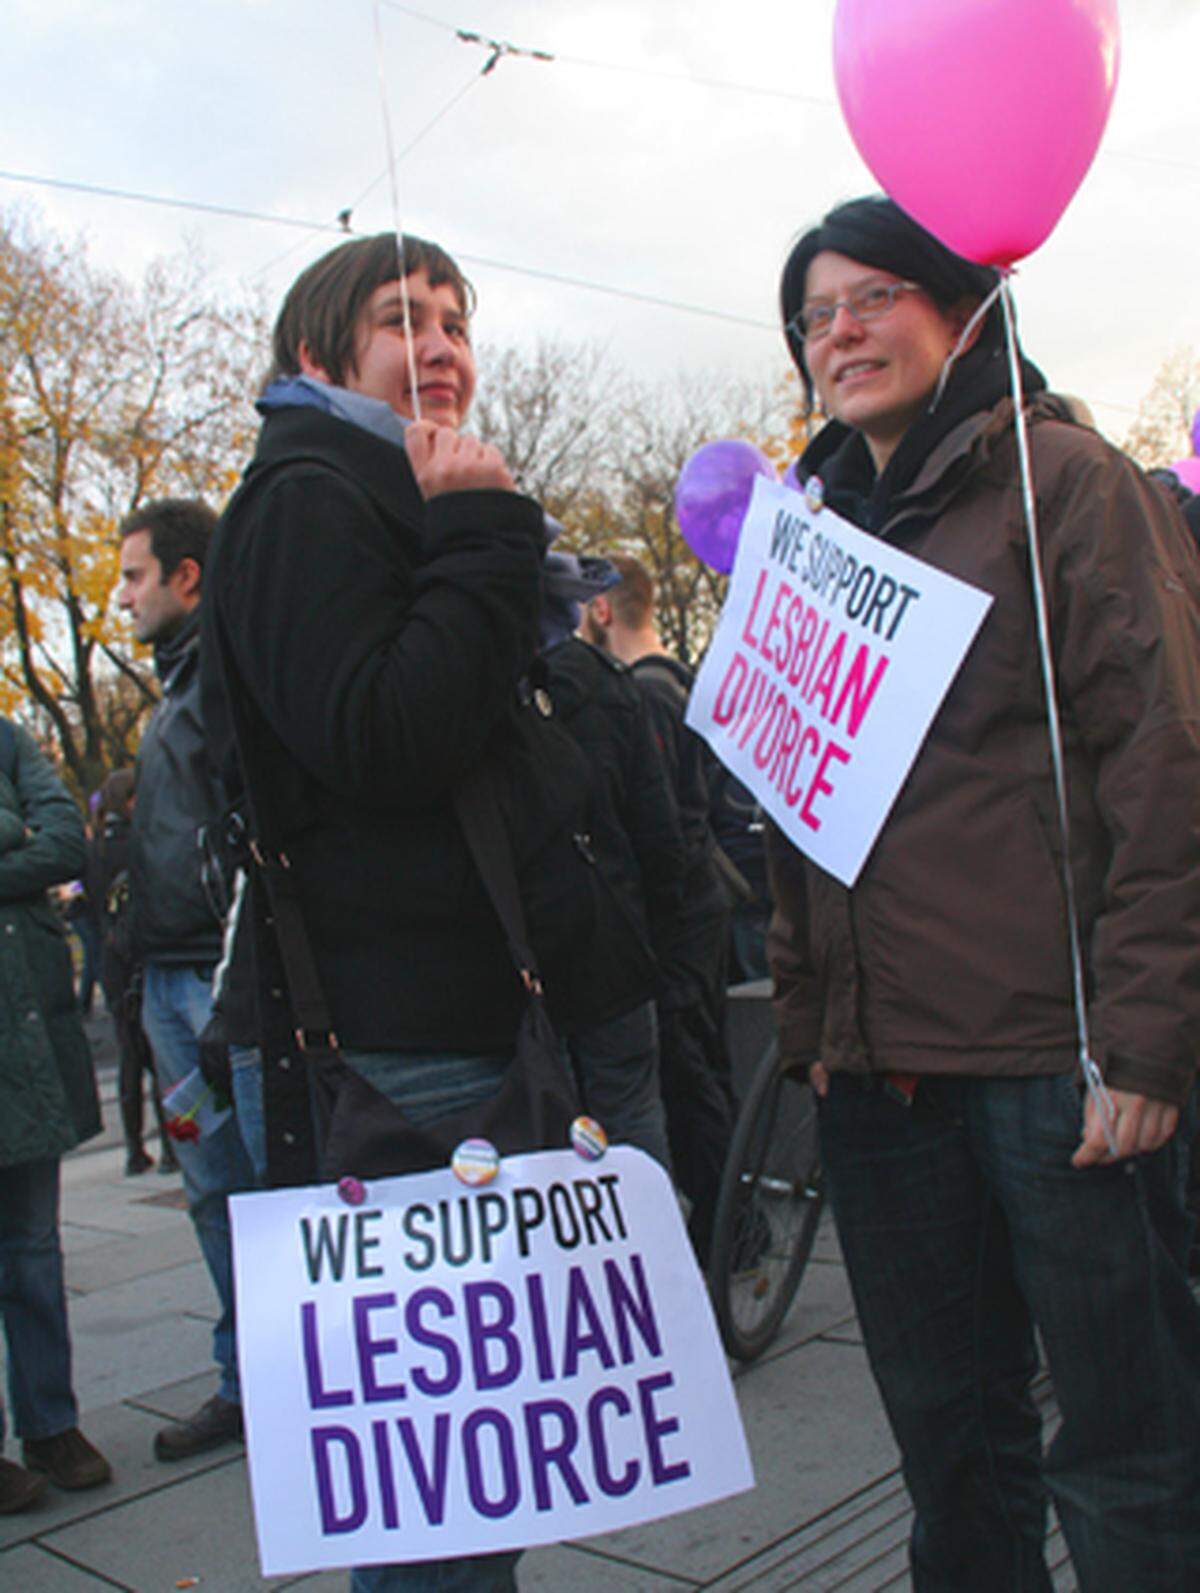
[770,196,1200,1592]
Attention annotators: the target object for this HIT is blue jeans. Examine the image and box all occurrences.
[0,1158,76,1446]
[570,1000,673,1173]
[819,1071,1200,1593]
[341,1047,521,1593]
[142,962,258,1403]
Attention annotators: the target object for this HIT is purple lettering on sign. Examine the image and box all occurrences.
[406,1287,462,1397]
[397,1413,452,1525]
[311,1425,368,1534]
[523,1398,589,1511]
[301,1301,353,1409]
[464,1281,522,1391]
[588,1385,640,1497]
[638,1372,691,1487]
[561,1266,616,1378]
[524,1272,556,1381]
[353,1293,407,1403]
[462,1408,520,1519]
[605,1254,663,1363]
[371,1418,400,1530]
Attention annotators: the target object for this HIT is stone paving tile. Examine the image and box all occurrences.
[0,1397,241,1564]
[36,1458,283,1593]
[61,1266,221,1414]
[64,1225,202,1295]
[522,1542,700,1588]
[0,1542,129,1590]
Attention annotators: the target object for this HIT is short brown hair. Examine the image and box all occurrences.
[607,555,656,628]
[119,498,217,579]
[268,233,476,388]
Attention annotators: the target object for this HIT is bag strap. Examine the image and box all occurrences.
[452,758,543,992]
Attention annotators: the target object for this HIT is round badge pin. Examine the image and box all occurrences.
[452,1137,500,1187]
[337,1175,366,1207]
[804,475,825,514]
[570,1115,608,1161]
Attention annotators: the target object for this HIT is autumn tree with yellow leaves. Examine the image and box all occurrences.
[475,346,807,664]
[0,211,266,791]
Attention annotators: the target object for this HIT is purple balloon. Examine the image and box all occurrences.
[1192,407,1200,458]
[1168,456,1200,495]
[674,440,777,573]
[781,459,803,494]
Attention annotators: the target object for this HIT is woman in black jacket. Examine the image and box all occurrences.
[203,233,648,1593]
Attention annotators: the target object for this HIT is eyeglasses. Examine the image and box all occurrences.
[790,281,923,343]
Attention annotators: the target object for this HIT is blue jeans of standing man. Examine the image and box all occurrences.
[141,962,257,1404]
[818,1071,1200,1593]
[0,1158,76,1446]
[341,1047,522,1593]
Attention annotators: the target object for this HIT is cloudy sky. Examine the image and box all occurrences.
[4,0,1199,443]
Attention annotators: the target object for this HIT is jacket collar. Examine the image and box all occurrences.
[247,404,421,525]
[153,607,201,691]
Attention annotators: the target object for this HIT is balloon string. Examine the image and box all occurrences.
[998,277,1117,1156]
[929,279,1004,413]
[372,0,421,422]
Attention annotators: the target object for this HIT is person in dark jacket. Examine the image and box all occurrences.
[202,232,644,1593]
[769,195,1200,1591]
[0,722,111,1511]
[117,500,257,1464]
[541,555,686,1169]
[583,554,736,1263]
[88,769,174,1176]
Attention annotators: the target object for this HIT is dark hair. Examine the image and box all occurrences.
[268,233,476,387]
[98,767,135,819]
[780,196,1001,409]
[607,554,656,629]
[119,498,217,579]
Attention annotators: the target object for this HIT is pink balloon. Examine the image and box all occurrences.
[674,440,776,574]
[1168,458,1200,495]
[834,0,1120,266]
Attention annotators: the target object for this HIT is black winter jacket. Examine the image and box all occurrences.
[129,611,226,964]
[203,405,636,1051]
[543,637,685,981]
[630,655,730,1004]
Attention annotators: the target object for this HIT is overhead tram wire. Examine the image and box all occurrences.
[0,166,774,335]
[249,59,486,283]
[377,0,1200,182]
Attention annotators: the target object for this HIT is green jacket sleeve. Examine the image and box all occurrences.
[0,727,86,903]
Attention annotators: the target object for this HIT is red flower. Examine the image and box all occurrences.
[165,1116,201,1143]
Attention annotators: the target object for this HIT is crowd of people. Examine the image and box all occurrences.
[1,198,1199,1591]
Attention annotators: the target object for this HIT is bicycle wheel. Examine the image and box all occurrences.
[708,1039,824,1361]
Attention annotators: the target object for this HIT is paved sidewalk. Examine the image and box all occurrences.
[0,1015,1077,1592]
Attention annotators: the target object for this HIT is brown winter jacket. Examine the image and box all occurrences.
[767,397,1200,1108]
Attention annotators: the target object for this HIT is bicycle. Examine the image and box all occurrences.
[707,1036,825,1361]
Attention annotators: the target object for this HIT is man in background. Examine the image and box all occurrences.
[118,499,257,1462]
[583,554,734,1262]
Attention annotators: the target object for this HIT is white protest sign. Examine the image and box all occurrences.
[231,1147,752,1575]
[687,476,992,885]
